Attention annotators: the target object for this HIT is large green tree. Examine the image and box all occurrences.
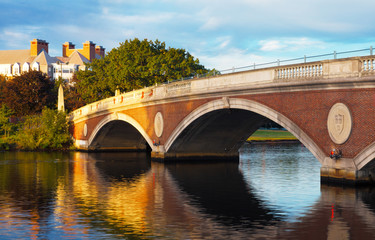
[4,71,55,117]
[76,38,212,103]
[0,75,6,105]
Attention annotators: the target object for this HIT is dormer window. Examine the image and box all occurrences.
[13,63,20,75]
[32,62,40,71]
[22,62,30,72]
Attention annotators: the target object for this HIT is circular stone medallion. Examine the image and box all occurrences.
[327,103,352,144]
[83,123,88,137]
[154,112,164,138]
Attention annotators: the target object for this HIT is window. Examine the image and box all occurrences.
[22,62,30,72]
[13,63,20,75]
[32,62,39,71]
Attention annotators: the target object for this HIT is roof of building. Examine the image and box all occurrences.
[0,40,101,66]
[68,51,90,65]
[0,49,31,64]
[31,49,58,65]
[56,56,70,64]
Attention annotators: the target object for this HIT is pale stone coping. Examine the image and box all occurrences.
[353,141,375,170]
[87,112,155,152]
[321,157,357,171]
[164,97,326,164]
[70,56,375,124]
[75,139,88,149]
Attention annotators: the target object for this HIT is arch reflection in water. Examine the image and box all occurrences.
[59,152,276,239]
[0,148,375,239]
[239,142,321,222]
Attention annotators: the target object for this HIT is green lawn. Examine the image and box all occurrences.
[247,129,297,141]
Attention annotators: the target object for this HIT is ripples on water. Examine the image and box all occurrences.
[239,142,321,222]
[0,144,374,239]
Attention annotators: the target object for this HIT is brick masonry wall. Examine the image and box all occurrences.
[244,88,375,158]
[73,88,375,159]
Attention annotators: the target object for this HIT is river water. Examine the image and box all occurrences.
[0,143,374,239]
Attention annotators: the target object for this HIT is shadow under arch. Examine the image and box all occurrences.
[165,98,325,164]
[88,113,155,151]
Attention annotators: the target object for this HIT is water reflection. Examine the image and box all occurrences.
[239,143,321,222]
[0,146,374,239]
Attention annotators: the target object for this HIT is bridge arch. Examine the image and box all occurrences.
[354,142,375,171]
[165,98,326,164]
[88,112,155,151]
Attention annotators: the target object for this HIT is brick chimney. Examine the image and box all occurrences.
[62,42,75,57]
[95,45,105,58]
[82,41,96,61]
[30,39,49,56]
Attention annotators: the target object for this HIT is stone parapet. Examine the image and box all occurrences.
[70,56,375,124]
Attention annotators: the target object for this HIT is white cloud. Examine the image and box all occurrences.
[197,47,274,71]
[214,36,232,49]
[102,7,109,15]
[259,40,285,51]
[0,25,42,48]
[1,0,375,73]
[259,38,326,52]
[105,13,174,25]
[200,17,222,31]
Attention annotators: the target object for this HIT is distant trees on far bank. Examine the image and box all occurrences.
[76,38,217,103]
[3,71,55,117]
[0,72,73,150]
[0,38,217,150]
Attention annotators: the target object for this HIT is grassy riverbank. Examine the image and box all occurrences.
[247,129,298,142]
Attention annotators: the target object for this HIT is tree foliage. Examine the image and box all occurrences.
[4,71,55,117]
[16,108,71,150]
[0,104,15,138]
[0,75,6,105]
[76,38,211,103]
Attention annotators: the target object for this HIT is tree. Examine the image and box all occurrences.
[16,108,71,150]
[76,38,211,103]
[0,104,15,138]
[4,71,55,117]
[0,75,6,105]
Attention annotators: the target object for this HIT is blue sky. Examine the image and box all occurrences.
[1,0,375,70]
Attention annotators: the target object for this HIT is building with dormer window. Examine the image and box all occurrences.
[0,39,105,81]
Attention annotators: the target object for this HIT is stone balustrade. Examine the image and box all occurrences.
[70,56,375,121]
[361,57,375,72]
[275,63,323,79]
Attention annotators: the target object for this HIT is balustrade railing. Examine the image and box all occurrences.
[220,46,373,74]
[276,63,323,79]
[71,47,375,120]
[361,57,375,72]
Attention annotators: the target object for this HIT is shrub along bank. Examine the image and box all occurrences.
[0,107,72,151]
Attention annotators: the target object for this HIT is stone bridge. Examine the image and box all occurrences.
[70,56,375,184]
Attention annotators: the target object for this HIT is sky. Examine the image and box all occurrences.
[1,0,375,71]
